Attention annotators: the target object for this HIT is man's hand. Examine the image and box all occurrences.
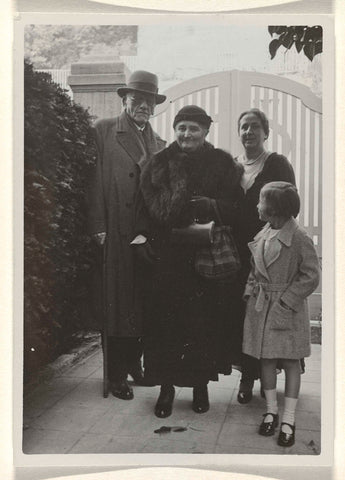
[93,232,106,246]
[133,241,159,265]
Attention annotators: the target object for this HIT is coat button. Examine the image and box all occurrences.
[265,294,269,300]
[125,202,132,208]
[129,172,134,178]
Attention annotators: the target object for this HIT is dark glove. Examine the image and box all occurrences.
[190,196,213,223]
[133,241,159,265]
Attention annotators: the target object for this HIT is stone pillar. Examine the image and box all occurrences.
[68,55,129,121]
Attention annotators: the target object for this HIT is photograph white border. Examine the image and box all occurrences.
[11,9,335,478]
[86,0,300,12]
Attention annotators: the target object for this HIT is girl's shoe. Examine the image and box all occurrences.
[278,422,295,447]
[258,413,279,436]
[154,385,175,418]
[192,385,210,413]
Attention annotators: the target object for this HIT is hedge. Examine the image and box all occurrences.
[24,60,99,379]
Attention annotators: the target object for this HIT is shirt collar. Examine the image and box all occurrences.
[125,112,146,132]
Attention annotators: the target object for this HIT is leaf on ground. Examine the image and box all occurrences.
[189,426,205,432]
[154,426,187,434]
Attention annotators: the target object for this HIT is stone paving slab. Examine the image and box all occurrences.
[68,432,149,454]
[140,437,216,454]
[62,362,101,379]
[296,394,321,412]
[23,428,83,454]
[217,422,321,455]
[23,377,85,425]
[30,403,109,433]
[22,344,321,455]
[215,444,279,454]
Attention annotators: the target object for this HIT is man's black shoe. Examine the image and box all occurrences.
[110,379,134,400]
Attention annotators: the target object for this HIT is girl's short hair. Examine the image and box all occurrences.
[238,108,270,137]
[261,181,300,218]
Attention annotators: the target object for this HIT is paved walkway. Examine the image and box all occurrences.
[23,344,321,455]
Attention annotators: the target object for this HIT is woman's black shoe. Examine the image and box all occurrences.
[258,413,279,436]
[110,379,134,400]
[237,390,253,404]
[192,385,210,414]
[237,378,254,404]
[278,422,295,447]
[154,385,175,418]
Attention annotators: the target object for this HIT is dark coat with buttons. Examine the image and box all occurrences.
[88,111,166,336]
[139,141,244,386]
[242,218,320,360]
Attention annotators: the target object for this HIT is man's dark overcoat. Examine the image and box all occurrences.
[140,141,244,386]
[89,111,165,337]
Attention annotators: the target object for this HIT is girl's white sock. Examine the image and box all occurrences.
[282,396,298,433]
[263,388,278,422]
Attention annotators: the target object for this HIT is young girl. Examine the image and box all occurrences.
[242,181,320,447]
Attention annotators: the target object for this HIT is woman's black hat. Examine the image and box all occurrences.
[173,105,213,129]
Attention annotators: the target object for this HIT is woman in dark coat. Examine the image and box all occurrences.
[138,106,243,418]
[233,108,296,404]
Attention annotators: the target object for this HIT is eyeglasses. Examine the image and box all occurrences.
[127,93,156,107]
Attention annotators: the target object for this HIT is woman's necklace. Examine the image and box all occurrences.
[243,150,266,165]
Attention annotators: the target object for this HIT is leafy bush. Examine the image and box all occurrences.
[24,60,98,379]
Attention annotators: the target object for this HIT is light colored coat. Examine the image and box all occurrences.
[242,218,320,360]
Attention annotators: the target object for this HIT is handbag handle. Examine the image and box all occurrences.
[210,199,224,226]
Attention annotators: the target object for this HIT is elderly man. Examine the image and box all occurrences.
[89,71,166,400]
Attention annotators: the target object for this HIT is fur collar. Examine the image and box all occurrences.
[141,141,243,226]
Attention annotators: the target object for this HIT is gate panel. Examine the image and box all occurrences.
[152,72,233,150]
[153,70,322,260]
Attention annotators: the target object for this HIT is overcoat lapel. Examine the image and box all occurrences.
[248,224,270,280]
[115,112,163,170]
[265,218,299,268]
[249,218,300,275]
[115,112,146,166]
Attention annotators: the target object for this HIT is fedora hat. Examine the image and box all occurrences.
[117,70,166,105]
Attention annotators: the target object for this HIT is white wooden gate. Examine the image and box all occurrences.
[151,70,322,256]
[151,71,322,318]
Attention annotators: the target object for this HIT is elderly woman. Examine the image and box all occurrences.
[137,106,243,418]
[233,108,296,404]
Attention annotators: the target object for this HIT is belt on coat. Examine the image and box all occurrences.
[252,282,289,312]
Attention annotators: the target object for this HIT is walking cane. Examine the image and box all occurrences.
[102,240,109,398]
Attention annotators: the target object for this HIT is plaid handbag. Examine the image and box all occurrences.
[194,202,241,281]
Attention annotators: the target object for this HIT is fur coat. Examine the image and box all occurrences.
[141,141,243,230]
[139,141,244,386]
